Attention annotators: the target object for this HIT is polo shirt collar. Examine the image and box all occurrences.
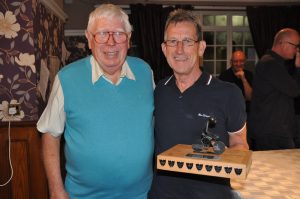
[164,71,213,87]
[90,56,136,84]
[196,71,212,86]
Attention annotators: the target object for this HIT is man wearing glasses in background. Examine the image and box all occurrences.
[37,4,154,199]
[248,28,300,151]
[149,9,248,199]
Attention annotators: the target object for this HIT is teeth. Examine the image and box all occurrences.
[106,52,117,56]
[174,56,187,61]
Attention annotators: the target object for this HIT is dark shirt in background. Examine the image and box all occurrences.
[248,50,300,150]
[219,67,253,113]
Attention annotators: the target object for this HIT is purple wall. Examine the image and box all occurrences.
[0,0,64,122]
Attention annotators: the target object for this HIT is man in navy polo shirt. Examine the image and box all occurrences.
[149,9,249,199]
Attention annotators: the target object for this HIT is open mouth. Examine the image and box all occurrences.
[174,56,187,61]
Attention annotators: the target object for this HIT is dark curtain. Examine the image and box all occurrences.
[129,4,173,83]
[246,6,300,58]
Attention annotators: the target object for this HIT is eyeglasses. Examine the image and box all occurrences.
[284,41,300,49]
[164,38,199,47]
[89,31,128,44]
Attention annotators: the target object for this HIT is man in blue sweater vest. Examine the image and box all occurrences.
[37,4,154,199]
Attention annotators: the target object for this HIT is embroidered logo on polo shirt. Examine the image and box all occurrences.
[198,113,210,118]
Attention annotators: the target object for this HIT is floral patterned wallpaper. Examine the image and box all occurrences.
[0,0,64,122]
[34,1,64,116]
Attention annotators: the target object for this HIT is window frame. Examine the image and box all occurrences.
[193,10,258,76]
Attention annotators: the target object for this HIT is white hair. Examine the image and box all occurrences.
[87,4,132,33]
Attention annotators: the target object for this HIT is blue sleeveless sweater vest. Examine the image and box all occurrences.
[58,56,154,199]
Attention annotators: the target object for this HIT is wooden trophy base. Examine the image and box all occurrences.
[157,144,252,180]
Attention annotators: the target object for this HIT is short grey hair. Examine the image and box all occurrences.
[87,4,132,33]
[164,9,202,41]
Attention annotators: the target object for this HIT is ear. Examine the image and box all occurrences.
[85,30,92,50]
[161,42,167,57]
[127,32,132,48]
[198,40,206,57]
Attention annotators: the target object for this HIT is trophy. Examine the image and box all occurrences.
[156,117,252,179]
[192,117,226,155]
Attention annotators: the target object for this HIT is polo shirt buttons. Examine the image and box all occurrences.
[179,95,183,99]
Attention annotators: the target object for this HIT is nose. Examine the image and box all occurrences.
[107,33,116,45]
[175,41,184,53]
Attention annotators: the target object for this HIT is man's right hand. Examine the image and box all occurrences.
[235,70,245,80]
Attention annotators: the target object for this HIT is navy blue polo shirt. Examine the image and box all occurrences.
[150,72,246,199]
[154,72,246,154]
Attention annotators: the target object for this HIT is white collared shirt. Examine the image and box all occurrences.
[91,55,135,84]
[37,56,140,137]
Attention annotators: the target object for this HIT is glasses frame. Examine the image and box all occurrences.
[89,31,128,44]
[284,41,300,49]
[164,38,199,47]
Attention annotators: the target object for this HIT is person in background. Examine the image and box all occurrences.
[286,59,300,148]
[219,50,253,113]
[148,9,248,199]
[37,4,154,199]
[248,28,300,151]
[294,96,300,148]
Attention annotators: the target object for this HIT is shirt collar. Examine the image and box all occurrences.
[164,71,212,87]
[90,55,136,84]
[197,71,212,86]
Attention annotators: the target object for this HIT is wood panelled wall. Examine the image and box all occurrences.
[0,122,48,199]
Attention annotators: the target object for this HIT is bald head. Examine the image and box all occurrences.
[273,28,299,46]
[272,28,300,60]
[231,50,246,72]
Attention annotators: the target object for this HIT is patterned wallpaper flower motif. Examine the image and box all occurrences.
[0,10,21,38]
[0,0,64,122]
[15,53,36,73]
[34,2,64,114]
[0,0,37,122]
[38,31,43,49]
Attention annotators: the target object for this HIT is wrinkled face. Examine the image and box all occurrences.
[162,21,206,76]
[85,17,131,73]
[231,51,246,72]
[281,33,300,60]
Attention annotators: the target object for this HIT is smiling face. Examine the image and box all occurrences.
[162,21,206,78]
[231,51,246,72]
[85,17,131,75]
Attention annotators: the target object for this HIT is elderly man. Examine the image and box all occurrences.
[149,9,248,199]
[37,4,154,199]
[248,28,300,151]
[219,50,253,113]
